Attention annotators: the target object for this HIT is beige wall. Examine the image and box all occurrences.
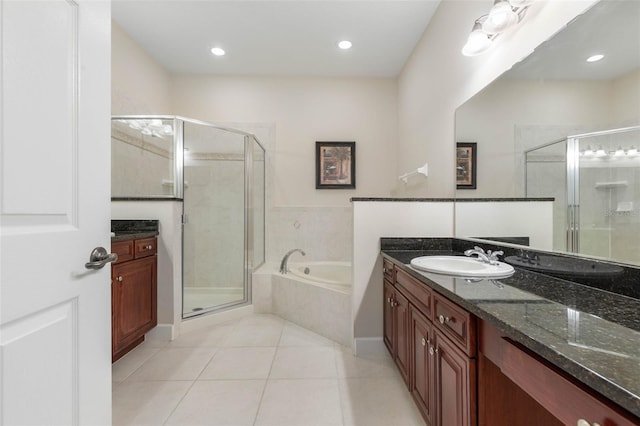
[170,75,398,207]
[111,21,172,115]
[396,0,598,198]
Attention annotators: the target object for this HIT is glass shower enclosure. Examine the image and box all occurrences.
[526,125,640,265]
[111,116,265,318]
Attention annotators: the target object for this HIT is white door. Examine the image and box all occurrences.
[1,1,112,425]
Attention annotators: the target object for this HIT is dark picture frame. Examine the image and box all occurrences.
[456,142,477,189]
[315,141,356,189]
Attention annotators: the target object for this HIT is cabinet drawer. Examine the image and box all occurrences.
[134,237,157,258]
[396,269,432,320]
[434,294,476,357]
[383,258,395,281]
[111,240,134,264]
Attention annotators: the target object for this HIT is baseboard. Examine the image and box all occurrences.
[145,324,174,343]
[179,304,254,335]
[353,337,387,357]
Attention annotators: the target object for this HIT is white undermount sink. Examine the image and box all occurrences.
[410,256,515,278]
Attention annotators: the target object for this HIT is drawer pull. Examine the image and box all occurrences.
[438,314,451,324]
[116,276,123,282]
[577,420,600,426]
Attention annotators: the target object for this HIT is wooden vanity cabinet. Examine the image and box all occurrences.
[387,265,477,426]
[479,320,639,426]
[111,236,157,362]
[384,277,411,385]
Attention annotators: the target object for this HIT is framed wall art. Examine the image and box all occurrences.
[456,142,477,189]
[316,141,356,189]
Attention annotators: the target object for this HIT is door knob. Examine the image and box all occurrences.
[85,247,118,270]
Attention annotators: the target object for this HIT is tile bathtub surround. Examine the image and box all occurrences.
[112,314,425,426]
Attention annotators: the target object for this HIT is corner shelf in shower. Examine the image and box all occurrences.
[162,179,189,188]
[594,181,628,190]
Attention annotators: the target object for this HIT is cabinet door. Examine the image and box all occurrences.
[383,280,395,354]
[435,331,476,426]
[394,289,410,385]
[411,307,435,426]
[112,256,157,354]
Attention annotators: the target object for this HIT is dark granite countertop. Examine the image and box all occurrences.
[111,219,159,242]
[111,231,158,242]
[381,246,640,419]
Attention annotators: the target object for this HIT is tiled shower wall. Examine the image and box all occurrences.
[111,134,174,197]
[183,159,245,289]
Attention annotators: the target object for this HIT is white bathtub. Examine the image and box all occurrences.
[252,261,352,346]
[287,261,351,293]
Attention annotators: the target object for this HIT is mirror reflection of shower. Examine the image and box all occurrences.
[526,125,640,265]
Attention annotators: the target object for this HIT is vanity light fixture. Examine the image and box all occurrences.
[210,47,226,56]
[462,19,493,57]
[587,54,604,63]
[483,0,519,34]
[627,146,638,156]
[614,147,626,157]
[583,146,594,157]
[462,0,534,57]
[338,40,352,50]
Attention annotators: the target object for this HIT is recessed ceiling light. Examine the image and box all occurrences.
[586,54,604,62]
[338,40,352,50]
[210,47,226,56]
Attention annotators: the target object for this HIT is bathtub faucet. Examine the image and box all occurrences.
[280,248,306,274]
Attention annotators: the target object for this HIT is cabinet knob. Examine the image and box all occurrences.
[116,276,123,282]
[577,420,600,426]
[429,346,434,356]
[146,244,153,250]
[421,338,426,347]
[383,267,387,273]
[438,314,451,324]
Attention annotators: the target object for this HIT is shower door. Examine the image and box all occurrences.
[570,126,640,264]
[182,122,247,317]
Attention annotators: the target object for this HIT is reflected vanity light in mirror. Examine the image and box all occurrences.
[586,54,604,62]
[483,0,519,35]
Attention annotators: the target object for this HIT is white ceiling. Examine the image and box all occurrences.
[505,0,640,80]
[111,0,441,78]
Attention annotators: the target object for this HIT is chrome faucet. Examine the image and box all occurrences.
[280,248,305,274]
[464,246,490,263]
[464,246,503,265]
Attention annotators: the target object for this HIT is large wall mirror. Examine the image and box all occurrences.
[455,0,640,266]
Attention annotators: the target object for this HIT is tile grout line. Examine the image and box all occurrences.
[251,318,285,425]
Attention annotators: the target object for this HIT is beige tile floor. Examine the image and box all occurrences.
[113,314,426,426]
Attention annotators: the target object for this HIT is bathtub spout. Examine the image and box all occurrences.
[280,248,306,274]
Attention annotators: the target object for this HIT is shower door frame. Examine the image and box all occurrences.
[526,125,640,256]
[179,117,266,318]
[110,114,266,319]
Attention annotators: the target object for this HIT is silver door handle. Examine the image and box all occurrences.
[85,247,118,270]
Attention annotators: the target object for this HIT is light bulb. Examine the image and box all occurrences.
[587,54,604,63]
[462,23,492,56]
[483,1,519,34]
[595,146,607,157]
[210,47,225,56]
[614,147,625,157]
[338,40,352,50]
[628,146,638,156]
[584,146,594,157]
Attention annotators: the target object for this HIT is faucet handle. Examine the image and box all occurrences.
[487,250,504,264]
[473,246,486,254]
